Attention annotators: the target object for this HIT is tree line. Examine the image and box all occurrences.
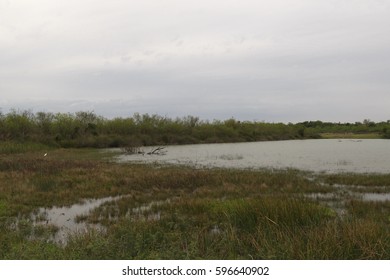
[0,110,389,148]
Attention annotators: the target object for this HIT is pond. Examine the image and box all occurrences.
[117,139,390,173]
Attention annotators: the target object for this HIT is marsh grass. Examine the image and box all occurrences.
[1,147,390,259]
[0,141,51,155]
[319,173,390,187]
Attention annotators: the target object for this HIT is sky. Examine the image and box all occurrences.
[1,0,390,122]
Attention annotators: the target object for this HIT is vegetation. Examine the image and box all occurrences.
[1,110,390,148]
[1,147,390,259]
[1,110,389,259]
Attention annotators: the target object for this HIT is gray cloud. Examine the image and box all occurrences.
[1,0,390,122]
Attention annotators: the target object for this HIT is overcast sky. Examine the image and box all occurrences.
[1,0,390,122]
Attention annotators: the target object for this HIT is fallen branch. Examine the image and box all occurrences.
[147,146,167,155]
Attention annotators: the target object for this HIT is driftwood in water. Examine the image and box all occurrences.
[121,145,167,156]
[147,146,167,155]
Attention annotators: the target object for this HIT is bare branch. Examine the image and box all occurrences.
[147,146,167,155]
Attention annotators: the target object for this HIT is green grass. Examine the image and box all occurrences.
[1,146,390,259]
[0,141,51,154]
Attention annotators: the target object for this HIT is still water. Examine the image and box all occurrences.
[32,196,123,244]
[117,139,390,173]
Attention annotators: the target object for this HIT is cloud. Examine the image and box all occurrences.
[1,0,390,122]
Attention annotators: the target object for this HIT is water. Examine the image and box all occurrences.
[28,139,390,243]
[306,191,390,202]
[32,196,123,244]
[31,196,167,244]
[130,200,169,221]
[117,139,390,173]
[361,193,390,202]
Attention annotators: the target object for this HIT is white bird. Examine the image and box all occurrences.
[44,153,47,157]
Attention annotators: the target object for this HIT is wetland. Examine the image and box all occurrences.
[1,140,390,259]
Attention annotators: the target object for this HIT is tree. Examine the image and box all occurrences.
[4,109,35,140]
[52,113,78,141]
[35,112,54,135]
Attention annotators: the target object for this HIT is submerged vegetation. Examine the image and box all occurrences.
[1,110,390,148]
[1,146,390,259]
